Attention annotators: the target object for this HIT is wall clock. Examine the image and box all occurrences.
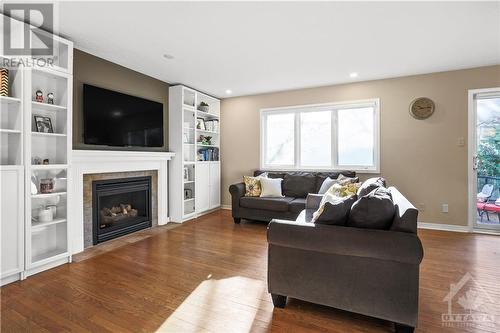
[409,97,435,120]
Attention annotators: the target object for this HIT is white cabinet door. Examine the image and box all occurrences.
[209,162,220,209]
[1,168,24,281]
[195,163,210,213]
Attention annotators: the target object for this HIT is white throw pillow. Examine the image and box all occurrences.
[260,177,284,197]
[318,177,336,194]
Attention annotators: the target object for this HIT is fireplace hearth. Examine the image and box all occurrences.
[92,176,152,245]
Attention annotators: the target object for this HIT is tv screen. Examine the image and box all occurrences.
[83,84,164,147]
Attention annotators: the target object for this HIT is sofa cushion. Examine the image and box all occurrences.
[357,177,386,197]
[348,187,395,229]
[283,172,317,198]
[240,196,294,212]
[289,198,307,213]
[315,195,357,225]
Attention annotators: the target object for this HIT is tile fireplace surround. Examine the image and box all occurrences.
[71,150,175,254]
[83,171,158,248]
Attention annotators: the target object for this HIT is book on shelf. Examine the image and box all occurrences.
[204,119,219,132]
[197,147,219,161]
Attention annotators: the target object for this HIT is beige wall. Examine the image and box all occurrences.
[73,49,169,151]
[221,65,500,226]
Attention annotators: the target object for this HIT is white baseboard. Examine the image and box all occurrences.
[218,206,482,234]
[417,222,471,233]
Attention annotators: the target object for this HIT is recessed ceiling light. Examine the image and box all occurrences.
[225,89,232,95]
[349,72,358,78]
[163,54,174,60]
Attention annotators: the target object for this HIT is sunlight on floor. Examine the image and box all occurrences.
[155,275,270,333]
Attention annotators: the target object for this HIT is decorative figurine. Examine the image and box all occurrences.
[35,90,43,102]
[43,158,49,165]
[47,92,54,104]
[32,156,42,165]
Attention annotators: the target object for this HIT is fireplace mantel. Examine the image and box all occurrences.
[70,150,175,254]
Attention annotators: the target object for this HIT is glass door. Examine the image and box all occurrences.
[471,89,500,231]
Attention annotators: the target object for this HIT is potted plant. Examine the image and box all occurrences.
[198,101,209,112]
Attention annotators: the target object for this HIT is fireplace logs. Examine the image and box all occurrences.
[100,204,138,228]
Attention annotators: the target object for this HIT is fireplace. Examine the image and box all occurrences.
[92,176,152,245]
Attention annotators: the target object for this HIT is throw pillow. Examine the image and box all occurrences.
[318,177,336,194]
[260,177,284,197]
[348,187,395,230]
[318,175,359,194]
[325,182,362,198]
[357,177,387,197]
[313,194,357,225]
[243,173,268,197]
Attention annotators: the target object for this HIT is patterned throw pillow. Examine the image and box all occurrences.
[312,182,361,222]
[325,182,361,198]
[244,176,264,197]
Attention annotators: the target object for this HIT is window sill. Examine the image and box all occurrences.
[260,166,380,174]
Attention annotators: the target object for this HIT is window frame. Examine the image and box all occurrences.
[260,98,380,173]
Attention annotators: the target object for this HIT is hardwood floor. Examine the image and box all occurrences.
[1,210,499,333]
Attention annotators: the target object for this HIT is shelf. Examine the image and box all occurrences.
[31,101,67,112]
[184,180,195,184]
[183,105,195,111]
[197,144,219,148]
[183,143,195,145]
[196,129,219,134]
[32,132,67,137]
[31,164,68,170]
[31,218,67,230]
[197,112,219,119]
[31,248,68,265]
[184,127,195,130]
[0,129,21,134]
[0,96,21,105]
[183,161,195,165]
[184,198,195,202]
[32,192,67,199]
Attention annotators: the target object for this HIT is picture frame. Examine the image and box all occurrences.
[183,166,189,181]
[196,117,206,130]
[34,115,54,133]
[183,132,189,143]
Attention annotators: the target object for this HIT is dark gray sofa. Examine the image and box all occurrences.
[229,170,356,223]
[267,187,423,333]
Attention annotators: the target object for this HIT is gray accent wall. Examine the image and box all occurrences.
[73,49,169,151]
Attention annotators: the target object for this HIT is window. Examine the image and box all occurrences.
[260,99,379,172]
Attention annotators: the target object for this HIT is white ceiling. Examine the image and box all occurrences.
[54,1,499,98]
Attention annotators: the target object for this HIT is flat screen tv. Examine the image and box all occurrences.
[83,84,163,147]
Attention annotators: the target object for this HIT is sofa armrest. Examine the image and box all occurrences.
[306,193,323,210]
[229,182,245,216]
[268,219,423,265]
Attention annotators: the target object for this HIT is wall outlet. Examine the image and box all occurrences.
[442,204,449,213]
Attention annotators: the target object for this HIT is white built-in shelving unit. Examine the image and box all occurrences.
[169,86,221,222]
[1,14,73,285]
[25,59,73,275]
